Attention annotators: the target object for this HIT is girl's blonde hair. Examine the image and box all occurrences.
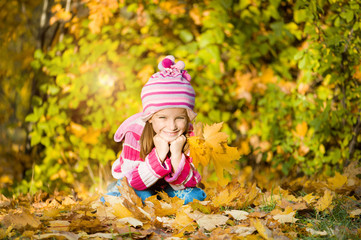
[139,120,190,160]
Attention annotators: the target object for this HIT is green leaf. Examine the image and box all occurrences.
[30,131,41,146]
[179,30,194,43]
[48,85,60,95]
[25,113,38,122]
[294,50,304,60]
[34,49,44,60]
[340,10,354,23]
[294,9,308,23]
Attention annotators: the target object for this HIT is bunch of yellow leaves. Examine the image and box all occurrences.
[188,122,241,186]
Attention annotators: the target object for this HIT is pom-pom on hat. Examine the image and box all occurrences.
[141,55,196,121]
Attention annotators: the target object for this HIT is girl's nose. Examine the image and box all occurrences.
[169,120,177,130]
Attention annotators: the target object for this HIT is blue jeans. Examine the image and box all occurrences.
[101,179,206,205]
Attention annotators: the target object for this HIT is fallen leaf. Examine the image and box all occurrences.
[272,207,298,224]
[156,216,174,229]
[230,226,256,236]
[80,233,118,239]
[43,207,62,219]
[251,218,273,240]
[62,196,76,206]
[0,228,6,239]
[344,161,361,178]
[306,228,328,236]
[248,211,267,218]
[225,210,249,220]
[278,199,307,211]
[315,189,333,212]
[145,193,183,217]
[33,232,79,240]
[211,187,243,207]
[349,208,361,218]
[117,217,143,227]
[117,178,143,207]
[0,194,11,208]
[196,214,229,231]
[2,210,41,229]
[48,220,71,231]
[48,199,61,208]
[327,172,347,190]
[243,183,261,207]
[112,203,133,218]
[302,193,319,205]
[189,201,212,214]
[173,207,197,233]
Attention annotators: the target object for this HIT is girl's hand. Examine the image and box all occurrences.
[170,135,186,167]
[153,134,170,162]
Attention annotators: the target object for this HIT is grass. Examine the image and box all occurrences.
[296,197,361,240]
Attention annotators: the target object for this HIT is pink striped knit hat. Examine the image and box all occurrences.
[141,55,196,121]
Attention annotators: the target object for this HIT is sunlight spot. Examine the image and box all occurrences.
[98,73,116,87]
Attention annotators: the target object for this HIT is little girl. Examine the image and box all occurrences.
[103,55,206,204]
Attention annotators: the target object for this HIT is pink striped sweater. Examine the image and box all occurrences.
[112,113,202,191]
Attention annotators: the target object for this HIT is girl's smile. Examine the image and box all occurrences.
[149,108,188,143]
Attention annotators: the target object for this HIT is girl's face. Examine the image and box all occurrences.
[149,108,188,143]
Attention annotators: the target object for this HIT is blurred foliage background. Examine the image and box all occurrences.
[1,0,360,196]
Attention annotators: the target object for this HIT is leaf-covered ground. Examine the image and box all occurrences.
[1,162,360,240]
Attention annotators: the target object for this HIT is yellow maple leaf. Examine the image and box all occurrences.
[327,172,347,190]
[251,218,273,240]
[294,121,308,138]
[212,187,243,207]
[237,182,260,208]
[272,206,298,224]
[188,122,241,186]
[315,189,333,212]
[302,193,319,205]
[112,203,133,218]
[188,137,209,167]
[172,206,197,233]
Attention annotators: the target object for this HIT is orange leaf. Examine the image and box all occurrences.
[69,122,86,137]
[295,121,308,138]
[82,128,100,145]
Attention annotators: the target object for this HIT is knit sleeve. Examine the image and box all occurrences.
[127,148,173,190]
[164,154,202,190]
[112,131,173,190]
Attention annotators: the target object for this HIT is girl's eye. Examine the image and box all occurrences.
[158,116,166,119]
